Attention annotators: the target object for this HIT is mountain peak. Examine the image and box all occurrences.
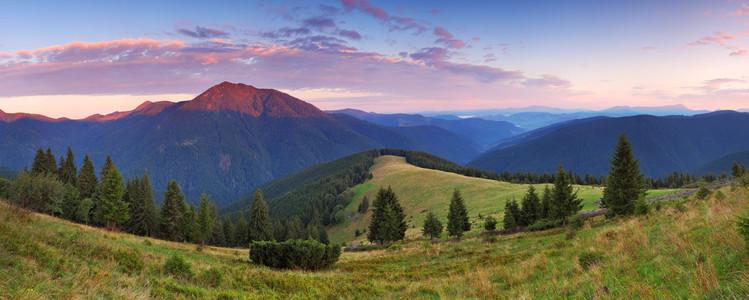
[179,82,327,118]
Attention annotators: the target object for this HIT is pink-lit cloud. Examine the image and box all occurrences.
[703,78,746,91]
[433,26,466,49]
[686,31,747,57]
[728,3,749,16]
[340,0,427,32]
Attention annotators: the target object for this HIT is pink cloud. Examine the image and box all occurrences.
[340,0,426,32]
[523,75,572,89]
[177,26,229,39]
[729,3,749,15]
[433,26,466,49]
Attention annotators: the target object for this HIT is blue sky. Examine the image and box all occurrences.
[1,0,747,118]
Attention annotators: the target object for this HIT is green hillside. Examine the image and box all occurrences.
[327,155,681,244]
[1,180,747,298]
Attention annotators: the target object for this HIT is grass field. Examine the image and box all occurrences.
[328,156,683,244]
[1,180,747,298]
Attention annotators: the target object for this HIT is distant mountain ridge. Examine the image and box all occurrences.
[469,111,749,178]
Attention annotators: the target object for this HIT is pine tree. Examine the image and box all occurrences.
[60,184,81,221]
[285,216,305,240]
[602,134,646,217]
[177,202,196,243]
[99,155,114,183]
[248,190,274,242]
[77,154,98,199]
[503,200,519,230]
[422,211,443,239]
[160,180,184,241]
[519,186,541,226]
[484,215,497,231]
[358,196,369,213]
[273,220,286,242]
[44,148,57,176]
[732,161,746,179]
[447,189,470,239]
[540,185,552,219]
[93,165,129,229]
[550,164,582,222]
[367,186,407,244]
[223,217,236,247]
[31,147,46,175]
[129,171,160,237]
[208,201,225,246]
[196,193,215,246]
[60,147,77,186]
[309,209,329,244]
[234,211,249,247]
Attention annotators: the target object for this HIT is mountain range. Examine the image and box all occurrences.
[0,82,480,205]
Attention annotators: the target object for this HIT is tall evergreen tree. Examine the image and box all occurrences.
[99,155,114,183]
[550,164,582,222]
[248,190,274,242]
[285,216,305,240]
[732,161,746,179]
[422,211,443,239]
[31,147,46,175]
[273,220,286,242]
[503,200,519,230]
[60,184,82,221]
[519,186,541,226]
[93,165,129,229]
[129,171,160,237]
[540,185,552,219]
[77,198,94,225]
[160,180,184,241]
[178,202,196,243]
[602,134,646,217]
[208,201,225,246]
[358,196,369,213]
[447,189,470,239]
[223,217,236,247]
[77,154,98,199]
[367,186,407,244]
[196,193,215,246]
[60,147,77,186]
[234,211,249,247]
[309,209,329,244]
[44,148,57,176]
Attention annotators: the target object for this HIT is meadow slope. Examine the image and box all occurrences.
[328,155,679,244]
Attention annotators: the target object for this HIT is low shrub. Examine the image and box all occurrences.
[387,243,402,251]
[524,218,564,232]
[484,216,497,231]
[714,190,726,201]
[736,213,749,252]
[199,267,224,288]
[114,249,144,275]
[163,254,193,279]
[696,184,711,200]
[634,198,650,215]
[249,239,341,270]
[568,215,584,231]
[578,250,605,270]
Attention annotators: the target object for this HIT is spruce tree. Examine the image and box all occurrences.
[208,201,225,246]
[99,155,114,183]
[77,198,94,225]
[248,190,274,242]
[550,164,582,222]
[273,220,286,242]
[177,202,196,243]
[160,180,184,241]
[285,216,305,240]
[602,134,646,217]
[540,185,552,219]
[130,171,160,237]
[223,217,236,247]
[196,193,215,246]
[732,161,745,179]
[60,184,81,221]
[44,148,57,176]
[422,211,443,239]
[93,165,129,229]
[503,200,519,230]
[367,186,407,244]
[447,189,470,239]
[60,147,77,186]
[519,186,541,226]
[358,196,369,213]
[234,211,249,247]
[31,147,46,175]
[77,154,98,199]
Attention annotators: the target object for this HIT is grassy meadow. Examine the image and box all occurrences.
[1,180,747,298]
[328,155,682,244]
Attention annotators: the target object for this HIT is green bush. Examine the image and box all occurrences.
[634,198,650,215]
[249,239,341,270]
[654,201,663,211]
[163,254,193,279]
[524,218,564,232]
[739,175,749,188]
[578,250,605,270]
[113,249,144,275]
[696,184,711,200]
[387,243,402,251]
[568,215,584,231]
[484,216,497,231]
[736,213,749,252]
[199,267,224,288]
[714,190,726,201]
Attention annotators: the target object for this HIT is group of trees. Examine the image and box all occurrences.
[503,164,583,231]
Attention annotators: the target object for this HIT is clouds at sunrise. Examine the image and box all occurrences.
[0,0,748,118]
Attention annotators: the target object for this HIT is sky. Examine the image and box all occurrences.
[0,0,748,119]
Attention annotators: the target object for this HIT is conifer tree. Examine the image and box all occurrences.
[223,217,236,247]
[60,147,77,185]
[484,215,497,231]
[45,148,57,176]
[285,216,305,240]
[447,189,470,239]
[602,134,646,217]
[60,184,81,221]
[93,165,129,229]
[358,196,369,213]
[160,180,184,241]
[234,211,249,247]
[273,220,286,242]
[732,161,746,179]
[77,154,98,199]
[540,185,552,219]
[550,164,582,222]
[196,193,215,246]
[519,186,541,226]
[208,201,225,246]
[129,171,160,237]
[503,200,519,230]
[77,198,94,225]
[248,190,274,242]
[422,211,443,239]
[99,155,114,183]
[309,209,329,244]
[367,186,406,244]
[31,147,46,175]
[178,202,196,243]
